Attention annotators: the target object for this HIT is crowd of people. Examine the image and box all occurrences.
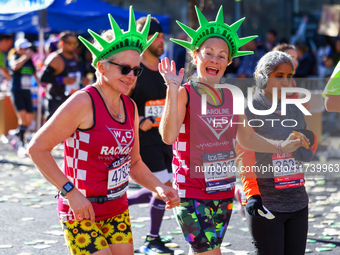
[1,3,340,255]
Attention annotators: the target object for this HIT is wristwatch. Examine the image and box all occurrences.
[61,182,75,196]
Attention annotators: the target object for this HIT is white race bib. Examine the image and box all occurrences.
[203,151,236,193]
[272,153,305,189]
[107,156,131,200]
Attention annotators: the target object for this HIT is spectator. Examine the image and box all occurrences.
[290,15,308,45]
[295,43,315,77]
[332,38,340,67]
[316,37,334,78]
[237,39,265,78]
[264,29,278,52]
[173,32,187,73]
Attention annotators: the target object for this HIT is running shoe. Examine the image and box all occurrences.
[10,135,20,150]
[139,235,174,255]
[17,145,27,157]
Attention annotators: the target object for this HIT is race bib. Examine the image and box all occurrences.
[65,71,81,96]
[203,150,236,194]
[144,99,165,127]
[272,153,305,189]
[21,75,31,89]
[107,156,131,200]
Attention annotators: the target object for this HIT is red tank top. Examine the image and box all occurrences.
[58,85,135,221]
[172,82,238,200]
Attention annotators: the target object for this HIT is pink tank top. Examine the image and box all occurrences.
[58,85,135,221]
[172,82,238,200]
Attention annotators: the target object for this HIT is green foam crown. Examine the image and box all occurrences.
[79,5,158,68]
[171,5,258,58]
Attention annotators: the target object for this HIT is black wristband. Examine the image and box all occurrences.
[40,65,57,84]
[139,117,147,129]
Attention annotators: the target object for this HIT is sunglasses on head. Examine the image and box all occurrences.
[108,61,143,77]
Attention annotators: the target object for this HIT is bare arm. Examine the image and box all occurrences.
[325,95,340,112]
[27,91,95,222]
[237,115,303,153]
[44,52,65,75]
[158,57,186,144]
[129,102,180,208]
[9,50,34,71]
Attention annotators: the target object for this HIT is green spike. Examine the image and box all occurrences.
[176,21,196,40]
[195,6,209,28]
[78,36,101,57]
[234,51,254,58]
[238,35,258,47]
[170,5,258,59]
[88,29,110,50]
[170,38,194,51]
[141,14,151,38]
[215,5,224,23]
[108,13,123,40]
[128,5,136,32]
[80,5,156,68]
[146,32,158,49]
[230,17,246,33]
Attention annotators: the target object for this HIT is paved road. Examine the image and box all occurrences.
[1,137,340,254]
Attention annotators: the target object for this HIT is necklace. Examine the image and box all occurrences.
[97,85,122,122]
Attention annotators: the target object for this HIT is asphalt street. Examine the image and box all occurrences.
[1,136,340,255]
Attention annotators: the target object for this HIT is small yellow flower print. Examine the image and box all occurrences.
[91,231,98,238]
[117,223,127,231]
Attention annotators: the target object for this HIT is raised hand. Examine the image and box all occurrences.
[158,57,185,87]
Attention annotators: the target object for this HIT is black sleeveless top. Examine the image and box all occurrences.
[130,62,168,147]
[48,53,81,98]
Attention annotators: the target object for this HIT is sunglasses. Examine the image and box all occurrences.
[108,61,143,77]
[66,41,79,47]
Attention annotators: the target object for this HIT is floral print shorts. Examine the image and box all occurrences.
[61,209,133,255]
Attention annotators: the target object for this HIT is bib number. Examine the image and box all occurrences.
[203,151,236,194]
[65,71,81,96]
[145,99,165,127]
[272,153,305,189]
[107,156,131,200]
[21,75,31,89]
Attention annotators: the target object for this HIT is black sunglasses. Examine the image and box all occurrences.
[108,61,144,77]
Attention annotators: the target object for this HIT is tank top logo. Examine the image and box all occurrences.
[197,114,233,140]
[107,126,134,153]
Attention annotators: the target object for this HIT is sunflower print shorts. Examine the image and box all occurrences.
[61,209,133,255]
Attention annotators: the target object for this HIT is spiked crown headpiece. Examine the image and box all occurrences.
[171,5,258,58]
[79,6,158,68]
